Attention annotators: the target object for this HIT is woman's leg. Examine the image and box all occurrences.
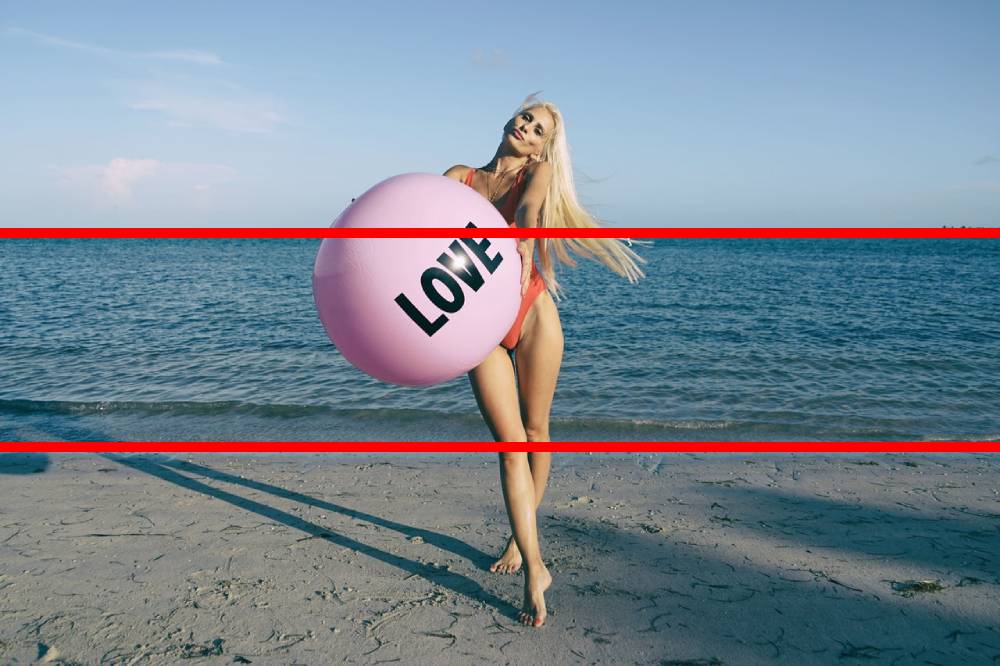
[508,293,564,624]
[499,452,551,627]
[515,293,564,443]
[470,346,539,575]
[468,346,526,442]
[469,348,550,624]
[491,453,552,574]
[470,296,562,626]
[489,295,561,574]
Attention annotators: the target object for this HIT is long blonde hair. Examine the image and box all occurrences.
[516,94,645,295]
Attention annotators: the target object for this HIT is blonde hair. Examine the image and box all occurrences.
[515,93,645,295]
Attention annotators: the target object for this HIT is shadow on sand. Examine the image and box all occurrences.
[529,474,1000,662]
[0,453,50,475]
[106,454,514,619]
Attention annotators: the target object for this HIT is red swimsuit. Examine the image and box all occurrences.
[464,166,547,350]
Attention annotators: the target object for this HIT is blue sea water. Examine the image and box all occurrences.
[0,238,998,442]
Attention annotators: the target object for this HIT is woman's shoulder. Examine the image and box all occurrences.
[443,164,473,181]
[522,160,553,186]
[524,160,552,181]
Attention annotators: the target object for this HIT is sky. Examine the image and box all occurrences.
[1,1,998,227]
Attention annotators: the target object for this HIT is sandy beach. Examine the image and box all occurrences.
[1,453,998,664]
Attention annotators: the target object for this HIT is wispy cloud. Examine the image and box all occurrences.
[100,158,159,203]
[973,155,1000,166]
[472,48,509,68]
[144,49,223,65]
[7,27,223,65]
[129,82,285,133]
[59,158,237,206]
[8,27,288,133]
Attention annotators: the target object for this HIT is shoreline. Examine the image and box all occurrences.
[5,399,999,444]
[2,453,998,663]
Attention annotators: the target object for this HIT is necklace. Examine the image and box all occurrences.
[485,163,522,202]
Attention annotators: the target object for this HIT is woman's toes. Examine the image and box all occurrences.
[491,558,519,574]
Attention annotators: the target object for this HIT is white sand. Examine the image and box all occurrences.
[1,453,998,664]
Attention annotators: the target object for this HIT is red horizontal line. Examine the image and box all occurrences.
[3,442,998,453]
[2,227,998,239]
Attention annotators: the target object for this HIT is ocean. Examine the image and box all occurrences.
[1,238,998,442]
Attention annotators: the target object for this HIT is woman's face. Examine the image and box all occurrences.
[504,106,555,158]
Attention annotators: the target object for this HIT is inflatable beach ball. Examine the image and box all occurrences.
[313,173,521,386]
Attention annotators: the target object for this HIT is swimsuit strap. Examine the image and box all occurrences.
[503,163,530,200]
[464,163,531,222]
[512,163,532,197]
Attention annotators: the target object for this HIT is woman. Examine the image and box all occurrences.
[443,95,644,628]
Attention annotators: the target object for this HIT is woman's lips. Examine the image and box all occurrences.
[512,129,524,140]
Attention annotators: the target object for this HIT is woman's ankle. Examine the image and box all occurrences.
[524,556,546,571]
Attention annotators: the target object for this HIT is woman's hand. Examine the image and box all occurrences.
[517,239,535,296]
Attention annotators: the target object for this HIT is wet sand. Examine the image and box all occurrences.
[1,453,998,664]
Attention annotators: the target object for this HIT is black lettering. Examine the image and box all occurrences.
[459,222,503,274]
[394,293,448,337]
[422,267,465,313]
[393,225,506,337]
[437,241,485,291]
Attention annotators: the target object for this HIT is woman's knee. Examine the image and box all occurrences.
[500,428,529,443]
[524,424,550,442]
[499,451,530,471]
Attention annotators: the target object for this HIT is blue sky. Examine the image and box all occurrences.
[1,1,998,227]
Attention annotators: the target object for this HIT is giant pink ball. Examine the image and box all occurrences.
[313,173,521,386]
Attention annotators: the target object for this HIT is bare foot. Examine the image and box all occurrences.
[518,563,552,628]
[489,536,523,574]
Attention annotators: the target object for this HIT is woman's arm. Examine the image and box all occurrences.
[514,162,554,294]
[514,161,553,229]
